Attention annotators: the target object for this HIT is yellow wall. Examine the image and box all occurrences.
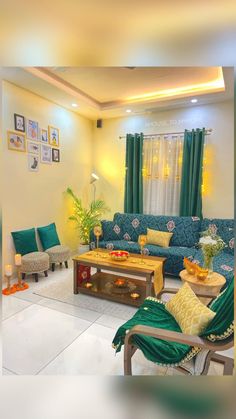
[2,81,93,268]
[92,100,234,219]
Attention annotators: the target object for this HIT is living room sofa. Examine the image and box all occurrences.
[90,213,234,286]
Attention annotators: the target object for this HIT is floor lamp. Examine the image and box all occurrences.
[90,173,99,201]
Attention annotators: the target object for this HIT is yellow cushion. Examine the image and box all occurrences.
[165,282,216,335]
[146,228,173,247]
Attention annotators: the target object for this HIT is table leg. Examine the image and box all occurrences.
[146,274,152,297]
[97,268,101,273]
[73,260,78,294]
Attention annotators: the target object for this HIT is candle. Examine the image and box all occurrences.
[5,264,13,277]
[15,254,22,266]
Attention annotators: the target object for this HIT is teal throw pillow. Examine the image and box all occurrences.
[37,222,60,250]
[11,228,38,255]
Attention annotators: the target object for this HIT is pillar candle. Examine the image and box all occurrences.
[5,264,13,276]
[15,254,22,266]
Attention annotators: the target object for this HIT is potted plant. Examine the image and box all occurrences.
[66,187,109,254]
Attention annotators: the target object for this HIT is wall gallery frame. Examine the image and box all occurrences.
[48,126,59,147]
[41,144,52,164]
[52,148,60,162]
[14,113,25,132]
[27,141,40,154]
[27,119,39,141]
[8,130,26,152]
[41,129,48,143]
[28,154,39,172]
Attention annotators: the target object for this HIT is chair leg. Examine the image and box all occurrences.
[51,263,55,272]
[60,262,62,268]
[34,273,39,282]
[22,273,26,280]
[44,271,48,277]
[124,341,135,376]
[65,261,68,269]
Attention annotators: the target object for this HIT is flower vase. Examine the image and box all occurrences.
[203,255,214,277]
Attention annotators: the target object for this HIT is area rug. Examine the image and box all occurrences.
[33,275,137,320]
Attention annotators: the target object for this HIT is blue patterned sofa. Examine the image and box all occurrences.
[90,213,234,286]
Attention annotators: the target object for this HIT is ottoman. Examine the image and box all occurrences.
[21,252,50,282]
[46,245,70,271]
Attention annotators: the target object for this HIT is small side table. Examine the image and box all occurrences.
[179,269,226,305]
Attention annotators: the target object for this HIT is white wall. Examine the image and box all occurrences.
[92,100,234,219]
[2,81,93,268]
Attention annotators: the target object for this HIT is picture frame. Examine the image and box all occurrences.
[41,144,52,164]
[27,119,39,141]
[48,126,60,147]
[28,154,39,172]
[41,128,48,143]
[14,113,25,132]
[7,130,26,152]
[27,141,40,154]
[52,148,60,162]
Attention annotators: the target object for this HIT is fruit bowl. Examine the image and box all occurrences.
[109,250,129,262]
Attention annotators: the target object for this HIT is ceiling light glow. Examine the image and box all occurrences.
[191,99,198,103]
[72,103,78,107]
[126,109,132,113]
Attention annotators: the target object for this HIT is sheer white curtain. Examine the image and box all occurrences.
[143,134,184,215]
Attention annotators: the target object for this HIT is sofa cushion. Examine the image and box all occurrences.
[101,220,123,241]
[201,218,234,255]
[37,222,60,251]
[11,227,38,256]
[113,213,200,247]
[193,249,234,287]
[146,228,173,247]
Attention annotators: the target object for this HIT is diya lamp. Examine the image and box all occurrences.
[84,282,93,289]
[196,267,209,281]
[114,278,126,287]
[130,292,140,300]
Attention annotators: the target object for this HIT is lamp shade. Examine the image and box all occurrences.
[90,173,99,184]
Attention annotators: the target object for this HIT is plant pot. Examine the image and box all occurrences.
[78,244,90,255]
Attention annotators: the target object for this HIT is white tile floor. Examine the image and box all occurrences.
[2,264,233,376]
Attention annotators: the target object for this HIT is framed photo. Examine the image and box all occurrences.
[41,144,52,164]
[48,126,59,147]
[27,141,40,154]
[28,154,39,172]
[41,128,48,143]
[14,114,25,132]
[27,119,39,141]
[52,148,60,162]
[8,130,26,152]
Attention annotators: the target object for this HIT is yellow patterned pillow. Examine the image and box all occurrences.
[166,282,216,335]
[146,228,173,247]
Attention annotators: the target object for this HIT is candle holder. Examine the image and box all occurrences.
[94,225,102,257]
[13,266,29,291]
[138,235,147,265]
[2,274,16,296]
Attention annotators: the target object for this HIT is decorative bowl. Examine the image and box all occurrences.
[109,250,129,262]
[196,267,209,281]
[183,257,198,275]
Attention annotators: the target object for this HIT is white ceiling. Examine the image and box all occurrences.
[0,67,233,120]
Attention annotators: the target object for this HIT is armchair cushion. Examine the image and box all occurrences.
[37,222,60,251]
[165,283,216,335]
[11,227,38,255]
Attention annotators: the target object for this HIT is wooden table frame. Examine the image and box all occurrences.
[73,250,166,304]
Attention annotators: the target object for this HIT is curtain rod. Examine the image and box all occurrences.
[118,128,212,139]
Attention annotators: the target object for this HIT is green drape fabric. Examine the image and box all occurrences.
[112,280,234,366]
[179,128,205,218]
[124,133,143,213]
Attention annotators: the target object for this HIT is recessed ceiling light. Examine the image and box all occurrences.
[72,103,78,107]
[191,99,198,103]
[126,109,132,113]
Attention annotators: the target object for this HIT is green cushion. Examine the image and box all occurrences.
[37,222,60,250]
[11,228,38,255]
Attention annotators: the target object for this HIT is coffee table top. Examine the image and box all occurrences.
[73,249,166,275]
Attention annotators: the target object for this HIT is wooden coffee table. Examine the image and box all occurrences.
[73,250,166,307]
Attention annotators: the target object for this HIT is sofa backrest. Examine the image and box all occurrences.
[113,213,201,247]
[201,218,234,255]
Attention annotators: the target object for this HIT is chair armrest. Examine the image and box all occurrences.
[124,324,220,350]
[157,287,217,300]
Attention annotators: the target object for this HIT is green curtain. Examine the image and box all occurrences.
[179,128,205,218]
[112,280,234,366]
[124,133,143,213]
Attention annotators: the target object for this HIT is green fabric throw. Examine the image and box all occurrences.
[179,128,205,218]
[112,281,234,367]
[124,133,143,213]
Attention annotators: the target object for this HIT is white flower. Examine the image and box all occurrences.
[199,236,217,245]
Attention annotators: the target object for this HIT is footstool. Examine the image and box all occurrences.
[21,252,50,282]
[46,245,70,271]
